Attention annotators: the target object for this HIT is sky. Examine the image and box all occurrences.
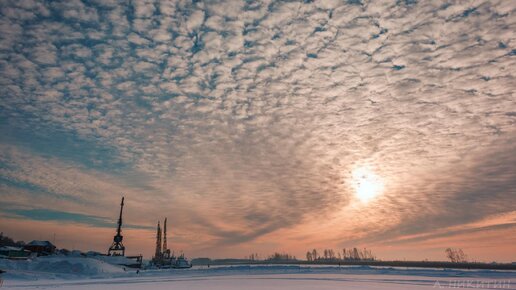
[0,0,515,262]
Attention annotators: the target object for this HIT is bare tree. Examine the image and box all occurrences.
[328,249,335,260]
[445,248,468,263]
[352,248,360,260]
[306,251,312,261]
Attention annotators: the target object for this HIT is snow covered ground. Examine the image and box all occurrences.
[1,258,515,289]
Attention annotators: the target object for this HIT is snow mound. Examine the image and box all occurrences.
[0,256,126,280]
[32,257,125,275]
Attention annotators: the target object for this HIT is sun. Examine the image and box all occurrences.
[351,167,384,203]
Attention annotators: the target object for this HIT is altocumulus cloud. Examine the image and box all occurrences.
[0,0,515,257]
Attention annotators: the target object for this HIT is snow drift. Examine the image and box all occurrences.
[0,256,126,280]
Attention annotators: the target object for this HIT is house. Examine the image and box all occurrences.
[0,246,31,259]
[24,240,56,256]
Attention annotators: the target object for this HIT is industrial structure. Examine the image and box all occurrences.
[152,218,191,268]
[108,197,125,256]
[163,218,170,260]
[1,198,193,270]
[103,197,142,268]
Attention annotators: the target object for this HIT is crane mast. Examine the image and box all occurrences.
[108,197,125,256]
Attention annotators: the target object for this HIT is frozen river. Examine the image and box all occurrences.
[1,259,515,289]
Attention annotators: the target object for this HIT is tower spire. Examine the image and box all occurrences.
[163,218,167,254]
[116,197,124,236]
[154,221,162,260]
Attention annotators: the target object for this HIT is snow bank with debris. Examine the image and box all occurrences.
[0,256,126,280]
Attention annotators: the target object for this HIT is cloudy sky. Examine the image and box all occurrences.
[0,0,515,261]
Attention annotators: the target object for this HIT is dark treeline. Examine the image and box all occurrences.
[245,252,297,262]
[0,232,25,247]
[306,248,375,262]
[289,260,515,270]
[191,258,516,271]
[242,248,375,263]
[266,252,297,261]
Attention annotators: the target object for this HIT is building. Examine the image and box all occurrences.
[0,246,31,259]
[24,240,56,256]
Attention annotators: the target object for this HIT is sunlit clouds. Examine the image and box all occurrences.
[350,166,384,203]
[0,0,515,261]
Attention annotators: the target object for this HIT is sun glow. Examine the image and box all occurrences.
[351,167,384,203]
